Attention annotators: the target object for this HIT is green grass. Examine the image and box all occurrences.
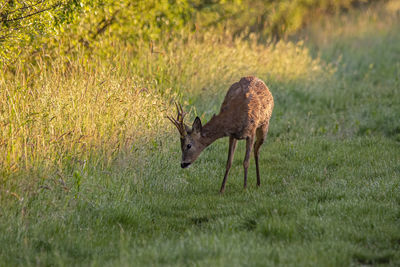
[2,137,399,266]
[1,2,400,266]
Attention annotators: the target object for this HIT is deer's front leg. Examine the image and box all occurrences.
[220,136,237,193]
[243,136,255,189]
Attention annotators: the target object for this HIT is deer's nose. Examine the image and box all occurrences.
[181,162,191,168]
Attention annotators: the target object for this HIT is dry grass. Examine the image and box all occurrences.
[1,56,170,176]
[0,31,329,183]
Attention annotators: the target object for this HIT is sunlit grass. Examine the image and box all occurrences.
[0,30,330,187]
[1,60,169,176]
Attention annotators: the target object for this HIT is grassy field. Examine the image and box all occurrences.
[1,2,400,266]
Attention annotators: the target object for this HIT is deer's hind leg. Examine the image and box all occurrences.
[220,136,237,193]
[254,122,269,187]
[243,136,255,189]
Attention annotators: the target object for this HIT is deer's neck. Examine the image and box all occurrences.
[200,114,228,147]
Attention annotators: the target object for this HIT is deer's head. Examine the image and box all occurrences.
[167,103,205,168]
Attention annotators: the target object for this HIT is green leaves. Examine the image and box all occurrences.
[0,0,374,64]
[0,0,81,62]
[0,0,194,63]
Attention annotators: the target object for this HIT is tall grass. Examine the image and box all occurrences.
[0,31,330,189]
[1,56,169,175]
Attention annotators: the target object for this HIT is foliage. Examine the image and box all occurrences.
[56,0,193,51]
[196,0,372,39]
[0,0,80,61]
[0,0,193,62]
[1,0,377,63]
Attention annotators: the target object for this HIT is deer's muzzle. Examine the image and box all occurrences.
[181,162,191,168]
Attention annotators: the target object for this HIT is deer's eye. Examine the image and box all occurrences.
[187,144,192,149]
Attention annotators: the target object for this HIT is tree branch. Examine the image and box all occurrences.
[0,1,9,13]
[6,1,47,16]
[1,5,59,23]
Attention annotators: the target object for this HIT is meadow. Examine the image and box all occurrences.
[1,2,400,266]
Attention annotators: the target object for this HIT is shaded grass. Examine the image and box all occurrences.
[1,2,400,266]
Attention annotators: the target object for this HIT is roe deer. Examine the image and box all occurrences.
[167,76,274,193]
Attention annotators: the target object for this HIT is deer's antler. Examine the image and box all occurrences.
[167,102,187,137]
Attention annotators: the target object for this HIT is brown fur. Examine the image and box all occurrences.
[171,76,274,193]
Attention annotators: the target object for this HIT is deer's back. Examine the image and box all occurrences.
[219,76,274,139]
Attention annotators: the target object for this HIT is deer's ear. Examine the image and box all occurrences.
[192,117,202,133]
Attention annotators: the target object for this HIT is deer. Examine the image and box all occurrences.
[167,76,274,193]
